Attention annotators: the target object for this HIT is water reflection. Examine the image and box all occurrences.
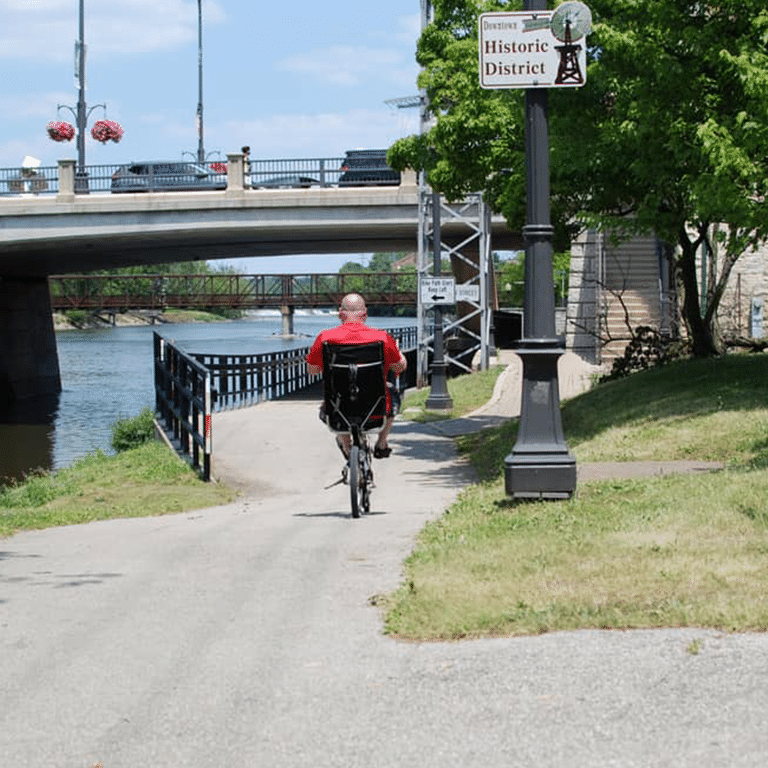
[0,394,60,485]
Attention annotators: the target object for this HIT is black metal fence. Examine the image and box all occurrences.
[153,332,213,480]
[0,165,60,195]
[194,346,318,410]
[194,325,418,412]
[153,327,417,480]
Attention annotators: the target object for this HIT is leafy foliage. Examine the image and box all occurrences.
[497,251,570,307]
[389,0,768,357]
[600,326,691,382]
[111,407,155,452]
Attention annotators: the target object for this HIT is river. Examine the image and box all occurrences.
[1,313,416,485]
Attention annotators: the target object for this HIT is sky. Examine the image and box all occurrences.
[1,0,424,273]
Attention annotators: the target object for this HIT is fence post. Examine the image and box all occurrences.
[57,159,76,201]
[226,152,245,194]
[203,370,212,481]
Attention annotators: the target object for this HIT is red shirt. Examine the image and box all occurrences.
[306,322,402,411]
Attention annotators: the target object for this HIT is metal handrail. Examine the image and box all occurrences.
[0,156,402,197]
[153,327,416,480]
[153,332,212,480]
[192,326,418,413]
[48,273,420,310]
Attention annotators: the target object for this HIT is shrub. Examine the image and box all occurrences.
[63,309,88,326]
[111,407,155,452]
[601,326,691,382]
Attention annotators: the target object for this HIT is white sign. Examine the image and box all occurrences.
[456,284,480,303]
[479,4,590,89]
[420,277,456,306]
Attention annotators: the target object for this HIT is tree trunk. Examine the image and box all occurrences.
[675,233,720,357]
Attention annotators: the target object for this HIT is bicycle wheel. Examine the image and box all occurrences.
[361,445,372,513]
[349,444,364,518]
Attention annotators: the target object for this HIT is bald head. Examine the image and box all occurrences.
[339,293,367,323]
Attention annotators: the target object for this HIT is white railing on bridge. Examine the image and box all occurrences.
[0,154,408,197]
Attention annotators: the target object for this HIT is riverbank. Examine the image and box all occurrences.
[52,307,339,331]
[52,308,229,331]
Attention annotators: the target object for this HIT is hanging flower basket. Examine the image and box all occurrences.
[209,162,227,173]
[47,121,75,142]
[91,119,124,143]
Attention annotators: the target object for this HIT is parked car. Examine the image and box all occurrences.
[111,161,227,193]
[251,174,320,189]
[338,149,400,187]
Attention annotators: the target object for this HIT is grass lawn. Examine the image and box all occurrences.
[0,442,235,538]
[384,353,768,639]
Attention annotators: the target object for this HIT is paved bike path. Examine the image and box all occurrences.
[1,353,760,767]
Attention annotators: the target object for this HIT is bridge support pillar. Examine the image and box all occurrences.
[281,305,295,336]
[0,277,62,408]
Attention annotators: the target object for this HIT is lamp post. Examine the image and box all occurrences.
[56,0,105,192]
[503,0,577,499]
[196,0,205,164]
[72,0,104,191]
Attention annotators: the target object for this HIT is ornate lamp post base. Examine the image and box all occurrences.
[424,358,453,411]
[504,341,576,499]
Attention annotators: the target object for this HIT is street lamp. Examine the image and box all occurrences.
[48,0,121,192]
[503,0,577,499]
[196,0,205,164]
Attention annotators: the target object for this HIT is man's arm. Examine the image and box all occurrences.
[306,335,324,376]
[388,353,406,376]
[386,336,407,375]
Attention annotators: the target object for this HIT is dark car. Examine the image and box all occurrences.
[111,161,227,193]
[338,149,400,187]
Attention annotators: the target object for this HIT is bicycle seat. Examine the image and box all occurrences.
[322,341,387,432]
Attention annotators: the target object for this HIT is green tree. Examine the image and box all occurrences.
[497,251,569,307]
[389,0,768,357]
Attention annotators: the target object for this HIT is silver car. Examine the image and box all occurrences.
[111,161,227,193]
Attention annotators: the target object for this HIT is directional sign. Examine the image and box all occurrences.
[456,284,480,303]
[420,277,455,306]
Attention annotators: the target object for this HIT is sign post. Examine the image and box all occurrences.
[479,1,591,499]
[424,192,454,411]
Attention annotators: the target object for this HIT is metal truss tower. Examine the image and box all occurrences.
[416,192,493,386]
[415,0,494,388]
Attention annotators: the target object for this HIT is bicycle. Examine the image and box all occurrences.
[321,340,387,518]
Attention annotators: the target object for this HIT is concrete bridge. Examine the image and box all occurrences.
[0,155,522,408]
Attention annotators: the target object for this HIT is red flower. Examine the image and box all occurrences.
[91,119,124,143]
[209,162,227,173]
[47,121,75,142]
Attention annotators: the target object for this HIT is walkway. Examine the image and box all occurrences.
[1,352,757,768]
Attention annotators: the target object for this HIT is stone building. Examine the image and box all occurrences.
[565,228,767,365]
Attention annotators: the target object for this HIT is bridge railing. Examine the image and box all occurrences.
[192,325,418,413]
[49,272,419,310]
[1,155,402,197]
[0,165,60,196]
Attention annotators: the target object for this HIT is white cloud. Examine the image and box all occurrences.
[0,0,226,60]
[278,45,412,88]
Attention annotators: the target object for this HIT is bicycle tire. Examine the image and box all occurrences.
[361,446,372,513]
[349,444,364,518]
